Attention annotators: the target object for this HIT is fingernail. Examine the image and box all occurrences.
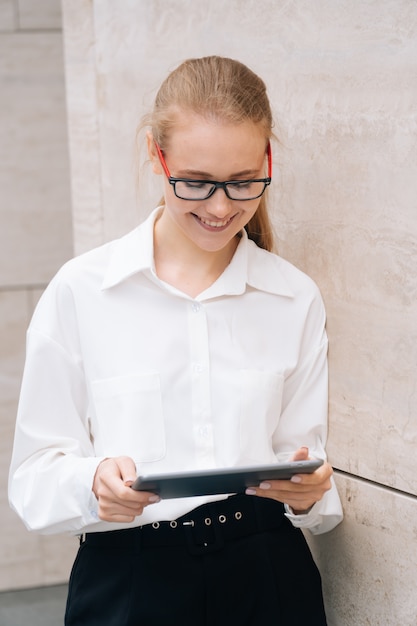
[148,495,161,503]
[245,488,257,495]
[291,475,302,483]
[259,482,271,490]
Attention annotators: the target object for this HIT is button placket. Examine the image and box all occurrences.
[188,301,214,465]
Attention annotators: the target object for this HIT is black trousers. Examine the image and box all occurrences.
[65,496,327,626]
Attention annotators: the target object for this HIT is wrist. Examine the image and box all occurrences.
[286,503,314,516]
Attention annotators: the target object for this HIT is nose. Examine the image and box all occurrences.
[205,187,234,218]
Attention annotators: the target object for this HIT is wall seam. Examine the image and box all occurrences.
[334,468,417,501]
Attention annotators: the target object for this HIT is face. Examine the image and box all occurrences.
[148,113,268,256]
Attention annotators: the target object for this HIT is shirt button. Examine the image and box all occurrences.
[191,303,201,313]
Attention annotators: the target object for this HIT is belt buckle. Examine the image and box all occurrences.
[182,517,225,555]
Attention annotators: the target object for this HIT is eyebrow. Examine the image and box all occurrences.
[175,168,261,180]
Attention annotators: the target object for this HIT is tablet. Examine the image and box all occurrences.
[131,459,323,499]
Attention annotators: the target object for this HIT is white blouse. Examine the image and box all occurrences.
[9,208,343,536]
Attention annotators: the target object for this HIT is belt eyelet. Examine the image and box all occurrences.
[235,511,243,521]
[152,522,160,529]
[170,520,178,529]
[218,514,227,524]
[204,517,212,526]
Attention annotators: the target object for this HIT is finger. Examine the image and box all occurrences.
[97,489,160,520]
[107,491,160,511]
[290,446,309,461]
[99,499,144,517]
[98,504,142,523]
[247,468,332,499]
[246,485,317,511]
[94,458,151,504]
[290,461,333,486]
[114,456,138,486]
[259,479,314,493]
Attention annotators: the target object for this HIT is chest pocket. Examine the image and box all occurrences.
[90,373,166,462]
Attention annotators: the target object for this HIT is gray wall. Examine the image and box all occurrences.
[0,0,77,589]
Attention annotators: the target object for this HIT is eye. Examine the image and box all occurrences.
[184,181,212,190]
[231,181,253,190]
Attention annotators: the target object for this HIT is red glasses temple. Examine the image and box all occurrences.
[154,141,272,179]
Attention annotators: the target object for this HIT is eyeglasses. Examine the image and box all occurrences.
[154,141,272,201]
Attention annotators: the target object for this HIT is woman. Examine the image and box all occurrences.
[9,56,343,625]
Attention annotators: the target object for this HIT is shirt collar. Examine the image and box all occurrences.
[205,232,294,299]
[101,208,160,290]
[102,207,294,298]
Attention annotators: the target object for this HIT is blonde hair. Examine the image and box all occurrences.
[141,56,275,251]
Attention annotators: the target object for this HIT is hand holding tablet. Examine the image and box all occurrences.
[131,459,323,499]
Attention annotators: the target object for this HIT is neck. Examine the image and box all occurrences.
[153,210,238,297]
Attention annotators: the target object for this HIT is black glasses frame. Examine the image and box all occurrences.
[154,141,272,202]
[168,177,271,201]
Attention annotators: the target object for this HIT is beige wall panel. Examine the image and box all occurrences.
[0,290,77,590]
[0,0,14,30]
[268,5,417,494]
[28,287,45,312]
[61,0,105,255]
[0,0,75,593]
[0,291,28,544]
[0,290,26,473]
[327,301,417,494]
[0,32,73,286]
[1,517,76,590]
[307,474,417,625]
[17,0,62,30]
[67,0,334,249]
[0,208,73,287]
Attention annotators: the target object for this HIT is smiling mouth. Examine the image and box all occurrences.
[195,215,234,229]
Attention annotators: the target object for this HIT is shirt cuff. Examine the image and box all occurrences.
[284,502,318,528]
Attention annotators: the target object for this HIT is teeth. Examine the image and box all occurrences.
[200,217,230,228]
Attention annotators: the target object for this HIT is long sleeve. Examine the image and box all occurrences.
[272,294,343,535]
[8,282,104,534]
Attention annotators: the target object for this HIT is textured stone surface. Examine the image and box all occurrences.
[307,473,417,625]
[61,0,104,254]
[0,0,75,591]
[0,289,77,590]
[268,2,417,495]
[17,0,62,30]
[0,31,73,286]
[0,0,14,30]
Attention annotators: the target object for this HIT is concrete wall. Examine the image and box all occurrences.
[61,1,417,624]
[0,0,77,590]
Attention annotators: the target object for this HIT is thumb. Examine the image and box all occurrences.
[291,446,309,461]
[115,456,137,486]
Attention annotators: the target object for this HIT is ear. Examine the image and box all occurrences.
[146,131,163,175]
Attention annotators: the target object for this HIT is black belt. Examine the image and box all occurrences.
[82,495,287,555]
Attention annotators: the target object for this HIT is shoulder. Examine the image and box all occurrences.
[30,227,139,324]
[48,219,145,292]
[40,240,116,306]
[246,239,322,302]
